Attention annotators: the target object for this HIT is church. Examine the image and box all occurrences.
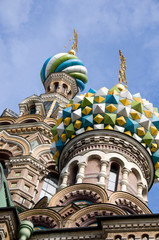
[1,31,159,240]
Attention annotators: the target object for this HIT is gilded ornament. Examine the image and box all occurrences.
[118,50,127,88]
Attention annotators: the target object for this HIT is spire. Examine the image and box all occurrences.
[118,50,127,89]
[68,29,78,55]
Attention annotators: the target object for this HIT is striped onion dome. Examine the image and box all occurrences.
[51,83,159,179]
[40,52,88,91]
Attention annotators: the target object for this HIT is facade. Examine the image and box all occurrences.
[1,45,159,240]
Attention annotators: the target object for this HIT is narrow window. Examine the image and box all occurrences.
[128,235,135,240]
[24,185,30,192]
[27,174,33,180]
[54,82,59,92]
[15,171,21,177]
[115,235,121,240]
[142,234,149,240]
[107,163,119,191]
[68,163,78,185]
[39,174,58,200]
[30,105,36,114]
[11,182,17,188]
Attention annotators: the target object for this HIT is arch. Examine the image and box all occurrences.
[109,191,151,214]
[15,114,43,124]
[0,130,31,155]
[131,167,141,182]
[19,208,62,229]
[49,183,108,207]
[20,95,41,104]
[32,144,52,159]
[44,117,56,127]
[65,203,127,228]
[0,117,16,125]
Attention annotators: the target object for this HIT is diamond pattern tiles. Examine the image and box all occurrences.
[51,86,159,178]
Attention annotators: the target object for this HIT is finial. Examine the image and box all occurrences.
[68,29,78,55]
[118,50,127,88]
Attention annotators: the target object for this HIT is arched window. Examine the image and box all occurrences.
[107,162,119,191]
[68,163,78,185]
[29,105,36,114]
[0,122,11,125]
[128,234,135,240]
[54,82,59,92]
[156,234,159,240]
[22,119,37,123]
[142,234,149,240]
[39,174,58,200]
[62,83,68,94]
[114,235,121,240]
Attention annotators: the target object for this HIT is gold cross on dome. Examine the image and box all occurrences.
[119,50,127,88]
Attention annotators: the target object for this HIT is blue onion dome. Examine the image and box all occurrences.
[40,52,88,91]
[51,83,159,178]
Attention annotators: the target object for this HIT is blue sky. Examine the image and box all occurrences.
[0,0,159,212]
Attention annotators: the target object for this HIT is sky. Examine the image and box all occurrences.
[0,0,159,212]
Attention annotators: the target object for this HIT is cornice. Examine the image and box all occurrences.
[6,155,48,176]
[0,122,52,138]
[99,214,159,232]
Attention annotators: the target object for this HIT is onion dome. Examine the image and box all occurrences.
[51,84,159,178]
[40,52,88,91]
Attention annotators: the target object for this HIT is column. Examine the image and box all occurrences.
[59,172,69,189]
[121,167,130,191]
[137,182,144,200]
[76,162,86,183]
[35,105,41,115]
[98,159,109,188]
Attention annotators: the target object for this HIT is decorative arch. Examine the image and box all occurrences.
[19,208,62,229]
[49,183,108,207]
[65,203,127,228]
[44,117,56,127]
[32,144,52,159]
[15,114,43,124]
[109,191,151,214]
[20,95,41,104]
[0,130,31,155]
[0,117,16,125]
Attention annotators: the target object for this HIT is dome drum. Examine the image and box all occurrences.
[43,72,79,99]
[57,130,153,193]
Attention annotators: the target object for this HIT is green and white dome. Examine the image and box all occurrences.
[40,52,88,91]
[51,84,159,178]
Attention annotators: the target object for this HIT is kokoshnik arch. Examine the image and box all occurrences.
[1,30,159,240]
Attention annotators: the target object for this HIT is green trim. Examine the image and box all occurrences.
[69,72,88,83]
[0,163,14,207]
[49,54,78,74]
[40,69,43,82]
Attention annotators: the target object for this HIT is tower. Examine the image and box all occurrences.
[0,32,88,212]
[1,37,159,240]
